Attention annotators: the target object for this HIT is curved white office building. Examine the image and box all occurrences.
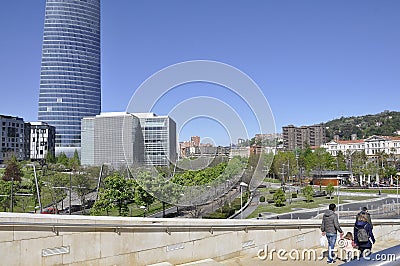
[38,0,101,156]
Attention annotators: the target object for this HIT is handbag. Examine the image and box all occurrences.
[320,235,327,247]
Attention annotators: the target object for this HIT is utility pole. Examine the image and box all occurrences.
[296,150,299,184]
[10,177,14,212]
[69,170,72,215]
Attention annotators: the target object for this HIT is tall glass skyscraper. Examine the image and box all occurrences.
[38,0,101,156]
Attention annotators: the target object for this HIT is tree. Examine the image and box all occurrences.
[299,146,315,175]
[72,172,93,213]
[272,151,297,184]
[350,151,367,177]
[335,151,347,170]
[57,152,69,166]
[273,188,286,207]
[70,150,81,171]
[326,183,335,199]
[3,155,23,182]
[135,185,155,212]
[303,185,314,203]
[45,151,57,164]
[314,147,335,171]
[0,179,11,211]
[91,173,135,216]
[2,156,22,211]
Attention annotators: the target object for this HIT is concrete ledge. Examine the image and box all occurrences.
[0,213,399,265]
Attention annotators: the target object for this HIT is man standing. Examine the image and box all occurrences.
[321,203,344,264]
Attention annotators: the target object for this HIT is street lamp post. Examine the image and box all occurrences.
[295,150,299,184]
[337,176,340,218]
[69,170,72,215]
[27,164,42,213]
[240,182,248,219]
[10,177,14,212]
[396,173,400,215]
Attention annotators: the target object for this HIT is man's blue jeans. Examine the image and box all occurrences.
[326,233,337,262]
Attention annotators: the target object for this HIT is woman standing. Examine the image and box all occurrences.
[354,212,375,258]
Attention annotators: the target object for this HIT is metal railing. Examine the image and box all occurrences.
[0,219,398,235]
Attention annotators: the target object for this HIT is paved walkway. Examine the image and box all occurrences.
[211,239,400,265]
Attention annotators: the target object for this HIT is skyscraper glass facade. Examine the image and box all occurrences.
[38,0,101,155]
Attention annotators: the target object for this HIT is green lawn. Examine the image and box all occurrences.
[91,201,166,217]
[247,195,375,218]
[264,178,281,184]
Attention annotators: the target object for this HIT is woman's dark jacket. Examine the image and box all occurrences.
[354,220,375,248]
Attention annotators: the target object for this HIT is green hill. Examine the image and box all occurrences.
[325,110,400,141]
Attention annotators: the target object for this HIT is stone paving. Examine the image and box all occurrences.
[217,239,400,266]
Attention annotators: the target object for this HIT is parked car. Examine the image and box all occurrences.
[40,207,59,214]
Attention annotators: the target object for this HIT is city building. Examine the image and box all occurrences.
[179,136,204,158]
[322,135,400,158]
[255,133,282,142]
[179,136,231,158]
[191,136,200,147]
[29,122,56,161]
[179,141,191,158]
[81,112,176,167]
[133,113,177,166]
[282,124,326,151]
[249,145,276,156]
[0,115,29,163]
[229,147,250,158]
[38,0,101,156]
[81,112,144,166]
[311,170,351,186]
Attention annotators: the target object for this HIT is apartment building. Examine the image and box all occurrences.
[0,115,28,162]
[282,124,326,150]
[29,122,56,160]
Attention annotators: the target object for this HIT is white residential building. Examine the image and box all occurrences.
[29,122,56,160]
[322,135,400,157]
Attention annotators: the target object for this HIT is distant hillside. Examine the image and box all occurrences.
[325,110,400,141]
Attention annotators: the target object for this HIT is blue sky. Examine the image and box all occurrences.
[0,1,399,145]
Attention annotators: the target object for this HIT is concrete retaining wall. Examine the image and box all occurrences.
[0,213,399,265]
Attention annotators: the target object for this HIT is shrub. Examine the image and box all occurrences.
[273,188,286,207]
[303,185,314,203]
[326,183,335,199]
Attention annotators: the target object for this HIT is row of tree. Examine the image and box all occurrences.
[270,147,399,182]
